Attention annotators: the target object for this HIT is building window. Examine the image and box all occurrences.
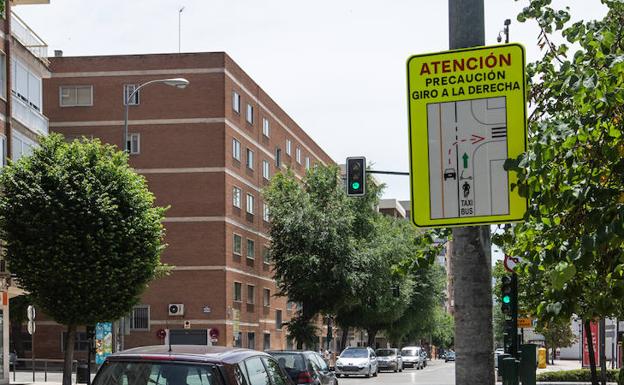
[232,139,241,161]
[232,91,240,113]
[262,160,270,180]
[0,54,6,99]
[305,157,311,170]
[60,85,93,107]
[275,148,281,167]
[262,118,270,137]
[276,310,282,330]
[247,332,256,350]
[123,84,140,105]
[246,104,254,124]
[247,239,255,259]
[263,288,271,307]
[233,234,242,255]
[263,333,271,351]
[130,305,150,330]
[233,187,242,208]
[296,147,301,164]
[262,247,270,265]
[246,194,254,215]
[0,136,6,167]
[234,282,242,302]
[126,133,140,154]
[286,139,292,155]
[61,332,90,352]
[13,58,42,110]
[263,203,269,222]
[234,332,242,347]
[246,148,254,169]
[247,285,255,304]
[12,131,36,161]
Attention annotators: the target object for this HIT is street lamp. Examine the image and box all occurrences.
[123,78,190,153]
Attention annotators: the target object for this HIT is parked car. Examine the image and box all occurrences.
[445,350,456,362]
[267,350,337,385]
[375,348,403,373]
[400,346,424,370]
[91,345,295,385]
[334,347,378,378]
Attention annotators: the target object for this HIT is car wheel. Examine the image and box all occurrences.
[336,374,341,378]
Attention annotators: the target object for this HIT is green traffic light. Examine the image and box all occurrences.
[502,295,511,304]
[352,182,360,190]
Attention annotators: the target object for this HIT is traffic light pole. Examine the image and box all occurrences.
[448,1,494,385]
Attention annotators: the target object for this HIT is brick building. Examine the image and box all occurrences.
[41,52,333,357]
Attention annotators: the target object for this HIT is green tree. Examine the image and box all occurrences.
[0,135,167,385]
[495,1,624,383]
[536,319,577,365]
[431,308,454,350]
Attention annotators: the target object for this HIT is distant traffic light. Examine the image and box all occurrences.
[346,157,366,196]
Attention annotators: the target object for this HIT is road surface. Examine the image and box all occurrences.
[337,360,455,385]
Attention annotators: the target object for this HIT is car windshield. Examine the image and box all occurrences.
[270,353,307,371]
[401,349,417,357]
[341,349,368,358]
[376,349,395,357]
[93,361,218,385]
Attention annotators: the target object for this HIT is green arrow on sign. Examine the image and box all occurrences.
[462,153,469,169]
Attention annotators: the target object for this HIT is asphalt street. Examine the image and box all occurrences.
[337,360,455,385]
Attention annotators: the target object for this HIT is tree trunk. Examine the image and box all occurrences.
[367,328,377,348]
[585,320,598,385]
[599,318,606,385]
[340,326,349,351]
[452,226,494,385]
[63,324,76,385]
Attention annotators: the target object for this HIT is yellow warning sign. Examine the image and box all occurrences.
[517,317,533,328]
[407,44,527,228]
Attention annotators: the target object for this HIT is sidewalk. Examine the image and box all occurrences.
[537,359,582,373]
[10,371,95,385]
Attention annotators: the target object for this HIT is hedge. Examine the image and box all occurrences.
[536,369,619,382]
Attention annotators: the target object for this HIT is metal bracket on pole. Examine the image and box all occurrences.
[367,170,410,176]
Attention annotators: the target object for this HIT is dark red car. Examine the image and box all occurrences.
[92,345,294,385]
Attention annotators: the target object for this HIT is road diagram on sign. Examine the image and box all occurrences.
[427,97,509,219]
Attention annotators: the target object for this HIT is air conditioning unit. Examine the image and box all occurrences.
[168,303,184,316]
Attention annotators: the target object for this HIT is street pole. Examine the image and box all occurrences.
[449,3,492,383]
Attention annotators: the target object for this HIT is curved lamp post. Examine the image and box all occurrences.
[123,78,190,152]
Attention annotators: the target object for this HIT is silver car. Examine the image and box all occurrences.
[375,348,403,372]
[335,347,379,378]
[401,346,424,370]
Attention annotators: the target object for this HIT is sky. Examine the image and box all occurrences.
[15,0,607,202]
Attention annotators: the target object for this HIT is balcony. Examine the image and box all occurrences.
[11,12,48,65]
[12,94,48,136]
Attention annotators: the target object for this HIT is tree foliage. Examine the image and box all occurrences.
[0,135,167,384]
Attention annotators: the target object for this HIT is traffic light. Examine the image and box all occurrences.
[501,275,513,315]
[346,157,366,196]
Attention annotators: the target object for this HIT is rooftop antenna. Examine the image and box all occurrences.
[178,6,185,53]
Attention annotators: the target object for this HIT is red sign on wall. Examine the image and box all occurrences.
[582,321,600,367]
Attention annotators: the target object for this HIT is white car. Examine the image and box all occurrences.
[335,347,379,378]
[401,346,425,369]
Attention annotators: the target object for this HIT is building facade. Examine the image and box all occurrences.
[41,52,333,358]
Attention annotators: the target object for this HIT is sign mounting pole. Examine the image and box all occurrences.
[449,1,494,384]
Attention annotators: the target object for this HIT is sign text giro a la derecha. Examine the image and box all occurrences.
[407,44,527,228]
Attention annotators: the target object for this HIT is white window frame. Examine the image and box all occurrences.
[232,91,240,113]
[246,194,254,215]
[246,148,254,169]
[286,139,292,155]
[296,147,301,164]
[305,157,311,170]
[262,118,270,137]
[130,305,150,331]
[247,284,256,304]
[263,246,270,265]
[263,288,271,307]
[263,203,269,222]
[233,187,242,208]
[123,84,140,106]
[262,160,270,180]
[234,282,242,302]
[0,53,6,100]
[127,133,140,155]
[276,309,283,330]
[232,139,241,161]
[233,233,242,255]
[275,148,281,167]
[246,104,254,124]
[59,85,93,107]
[247,239,255,260]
